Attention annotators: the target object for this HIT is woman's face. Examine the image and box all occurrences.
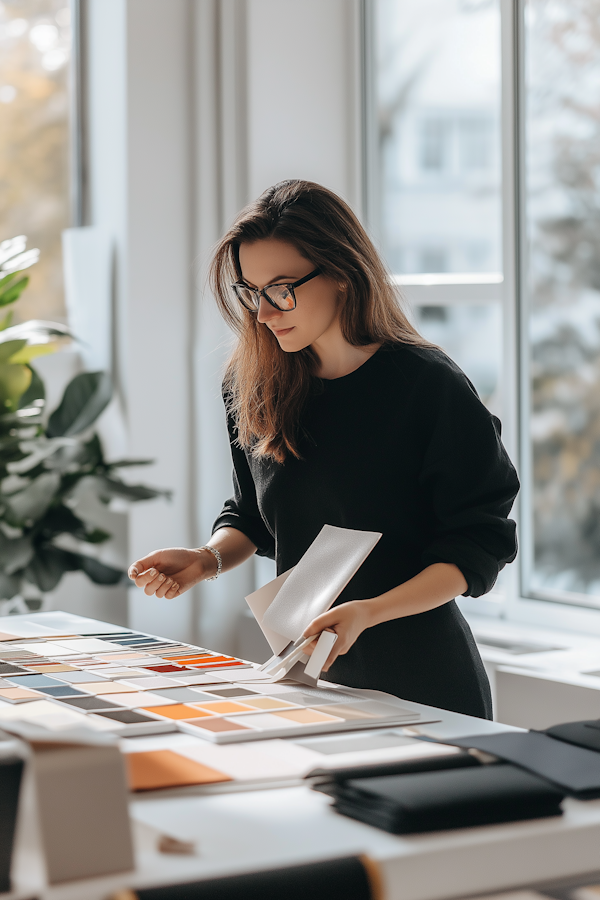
[238,239,342,353]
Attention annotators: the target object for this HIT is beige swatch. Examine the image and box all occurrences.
[77,681,130,694]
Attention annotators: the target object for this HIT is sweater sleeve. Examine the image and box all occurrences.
[211,408,276,559]
[417,358,519,597]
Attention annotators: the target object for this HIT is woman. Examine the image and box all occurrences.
[129,179,519,720]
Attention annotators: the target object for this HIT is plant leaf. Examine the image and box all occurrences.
[24,545,80,592]
[7,438,75,474]
[0,247,39,277]
[7,471,61,523]
[106,458,154,469]
[79,555,123,585]
[0,320,72,344]
[97,476,171,502]
[80,527,112,544]
[0,363,32,413]
[0,310,13,331]
[0,340,27,364]
[47,371,112,437]
[0,534,34,575]
[9,343,57,365]
[0,275,29,308]
[38,504,86,537]
[0,571,21,599]
[0,236,27,268]
[18,365,45,409]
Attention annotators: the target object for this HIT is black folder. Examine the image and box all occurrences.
[448,730,600,799]
[544,720,600,753]
[330,763,564,834]
[125,856,375,900]
[0,753,24,894]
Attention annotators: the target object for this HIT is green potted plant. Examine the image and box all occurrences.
[0,237,169,612]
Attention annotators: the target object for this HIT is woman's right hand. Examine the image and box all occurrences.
[128,548,213,598]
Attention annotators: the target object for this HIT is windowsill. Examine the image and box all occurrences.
[459,601,600,672]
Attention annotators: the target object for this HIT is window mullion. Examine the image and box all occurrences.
[500,0,525,618]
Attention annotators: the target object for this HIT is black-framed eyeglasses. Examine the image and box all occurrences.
[231,268,321,312]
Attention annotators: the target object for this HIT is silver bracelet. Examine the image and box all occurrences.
[199,545,222,581]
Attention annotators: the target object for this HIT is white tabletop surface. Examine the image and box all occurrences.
[3,611,600,900]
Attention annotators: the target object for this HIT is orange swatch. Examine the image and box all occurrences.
[125,749,231,791]
[142,704,215,720]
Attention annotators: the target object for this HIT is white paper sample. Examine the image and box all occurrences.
[263,525,381,641]
[303,631,338,680]
[245,567,294,656]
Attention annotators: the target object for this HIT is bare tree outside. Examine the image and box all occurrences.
[526,0,600,598]
[0,0,70,324]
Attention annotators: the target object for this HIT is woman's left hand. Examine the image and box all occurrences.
[303,600,372,671]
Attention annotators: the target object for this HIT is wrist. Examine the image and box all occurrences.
[361,595,388,628]
[197,545,221,580]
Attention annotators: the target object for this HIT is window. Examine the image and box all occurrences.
[459,117,492,171]
[373,0,503,410]
[523,0,600,607]
[0,0,72,323]
[420,118,448,171]
[372,0,600,624]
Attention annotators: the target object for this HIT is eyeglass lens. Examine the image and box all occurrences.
[236,284,295,312]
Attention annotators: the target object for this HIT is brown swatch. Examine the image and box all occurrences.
[185,717,250,733]
[125,749,231,791]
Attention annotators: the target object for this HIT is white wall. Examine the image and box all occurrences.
[194,0,364,654]
[81,0,363,648]
[84,0,196,640]
[246,0,362,208]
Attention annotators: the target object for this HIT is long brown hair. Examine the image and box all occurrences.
[210,179,431,463]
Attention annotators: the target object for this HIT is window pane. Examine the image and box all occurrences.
[374,0,502,275]
[413,303,502,413]
[0,0,71,323]
[525,0,600,600]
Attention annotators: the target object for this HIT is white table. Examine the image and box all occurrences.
[4,612,600,900]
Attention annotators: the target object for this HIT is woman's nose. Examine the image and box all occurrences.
[256,295,282,324]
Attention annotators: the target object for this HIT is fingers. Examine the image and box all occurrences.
[130,566,181,598]
[322,643,341,672]
[302,636,320,657]
[128,552,163,580]
[154,574,180,599]
[303,609,339,638]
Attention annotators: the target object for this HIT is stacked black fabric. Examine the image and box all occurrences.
[328,762,564,834]
[321,720,600,835]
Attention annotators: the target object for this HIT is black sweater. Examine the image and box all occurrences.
[213,343,519,719]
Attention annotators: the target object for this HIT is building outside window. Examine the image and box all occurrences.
[523,0,600,606]
[372,0,600,617]
[0,0,71,324]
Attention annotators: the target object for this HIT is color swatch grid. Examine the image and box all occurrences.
[0,621,426,790]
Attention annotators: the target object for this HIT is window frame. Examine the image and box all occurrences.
[364,0,600,637]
